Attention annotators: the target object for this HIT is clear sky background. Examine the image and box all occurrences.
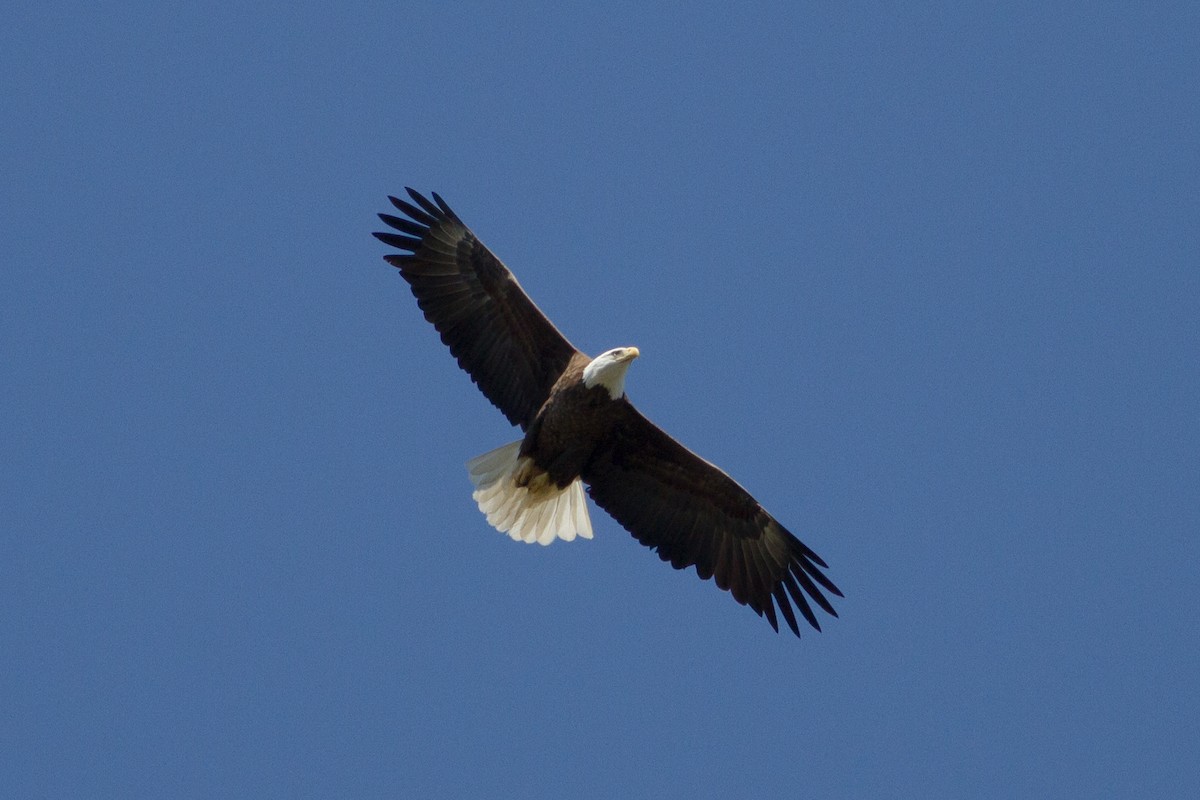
[3,2,1198,797]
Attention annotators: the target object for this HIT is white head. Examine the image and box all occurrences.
[582,346,640,399]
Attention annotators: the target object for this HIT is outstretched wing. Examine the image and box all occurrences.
[374,189,581,430]
[583,402,842,637]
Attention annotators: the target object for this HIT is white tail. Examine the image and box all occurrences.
[465,441,594,546]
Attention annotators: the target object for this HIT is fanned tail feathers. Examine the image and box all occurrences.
[466,441,593,545]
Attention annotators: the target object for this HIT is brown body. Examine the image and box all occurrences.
[518,354,616,490]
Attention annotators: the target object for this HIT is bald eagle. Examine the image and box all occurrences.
[374,189,841,637]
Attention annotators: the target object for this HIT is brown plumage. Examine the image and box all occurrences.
[374,188,841,637]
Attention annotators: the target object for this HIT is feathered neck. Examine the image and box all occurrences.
[582,347,640,399]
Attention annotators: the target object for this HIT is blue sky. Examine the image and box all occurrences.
[3,2,1198,797]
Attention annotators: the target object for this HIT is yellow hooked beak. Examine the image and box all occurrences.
[623,346,640,360]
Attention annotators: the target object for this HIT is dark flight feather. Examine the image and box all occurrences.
[582,401,841,636]
[374,189,580,429]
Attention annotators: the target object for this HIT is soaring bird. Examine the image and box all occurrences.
[374,189,841,637]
